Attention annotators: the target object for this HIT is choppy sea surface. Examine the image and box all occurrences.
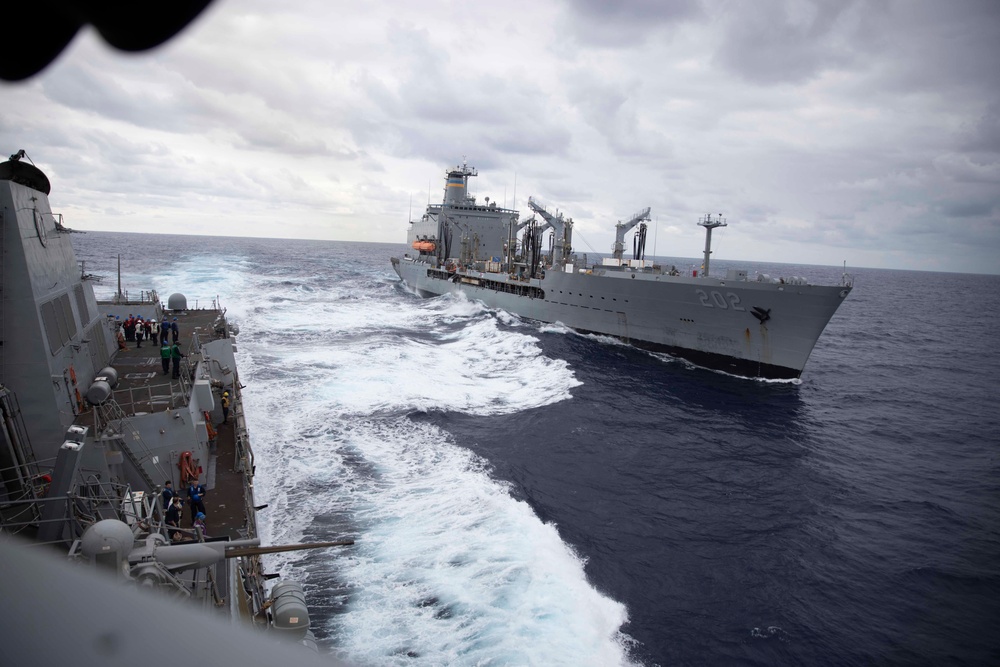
[73,232,1000,666]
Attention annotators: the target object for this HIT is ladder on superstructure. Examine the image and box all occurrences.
[95,399,161,491]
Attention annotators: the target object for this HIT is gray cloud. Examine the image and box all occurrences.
[562,0,703,47]
[1,0,998,273]
[342,20,574,166]
[712,0,876,85]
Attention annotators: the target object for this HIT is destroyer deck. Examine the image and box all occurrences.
[78,306,251,540]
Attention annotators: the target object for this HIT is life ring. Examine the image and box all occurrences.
[178,451,198,484]
[69,366,78,385]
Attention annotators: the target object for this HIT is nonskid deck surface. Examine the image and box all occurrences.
[80,307,248,540]
[85,309,219,414]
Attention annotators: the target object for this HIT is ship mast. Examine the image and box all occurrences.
[116,254,124,303]
[698,213,726,278]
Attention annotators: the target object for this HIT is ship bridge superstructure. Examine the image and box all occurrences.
[443,161,478,205]
[406,161,518,267]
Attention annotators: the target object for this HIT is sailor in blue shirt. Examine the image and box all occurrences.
[187,479,207,525]
[161,480,175,509]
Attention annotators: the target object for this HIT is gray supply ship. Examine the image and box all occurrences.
[392,162,853,379]
[0,151,348,663]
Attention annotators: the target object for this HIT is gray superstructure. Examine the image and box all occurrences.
[1,151,348,659]
[392,162,853,379]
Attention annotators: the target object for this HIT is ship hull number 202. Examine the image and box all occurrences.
[695,289,745,311]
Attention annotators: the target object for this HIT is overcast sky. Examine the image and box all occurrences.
[2,0,998,273]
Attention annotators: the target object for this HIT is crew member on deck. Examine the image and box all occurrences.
[160,341,172,374]
[161,480,175,509]
[166,496,182,528]
[187,480,207,525]
[170,341,184,379]
[193,511,208,537]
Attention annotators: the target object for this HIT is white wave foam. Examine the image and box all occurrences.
[332,420,633,666]
[538,321,574,335]
[95,254,254,312]
[236,282,581,416]
[655,352,803,384]
[243,406,635,666]
[199,257,633,666]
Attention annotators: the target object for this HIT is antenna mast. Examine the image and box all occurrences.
[697,213,727,278]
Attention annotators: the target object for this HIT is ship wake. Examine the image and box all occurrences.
[158,253,640,666]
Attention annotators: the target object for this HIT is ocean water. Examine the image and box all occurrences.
[73,232,1000,666]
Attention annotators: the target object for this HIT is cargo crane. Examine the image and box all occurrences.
[611,207,651,260]
[527,197,574,267]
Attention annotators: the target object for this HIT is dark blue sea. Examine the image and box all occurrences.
[73,232,1000,666]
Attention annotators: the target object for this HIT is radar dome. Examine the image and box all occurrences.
[167,293,187,310]
[80,519,135,567]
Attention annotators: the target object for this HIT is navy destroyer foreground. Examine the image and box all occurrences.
[393,162,853,379]
[0,151,348,663]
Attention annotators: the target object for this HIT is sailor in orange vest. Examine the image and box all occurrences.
[221,391,231,424]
